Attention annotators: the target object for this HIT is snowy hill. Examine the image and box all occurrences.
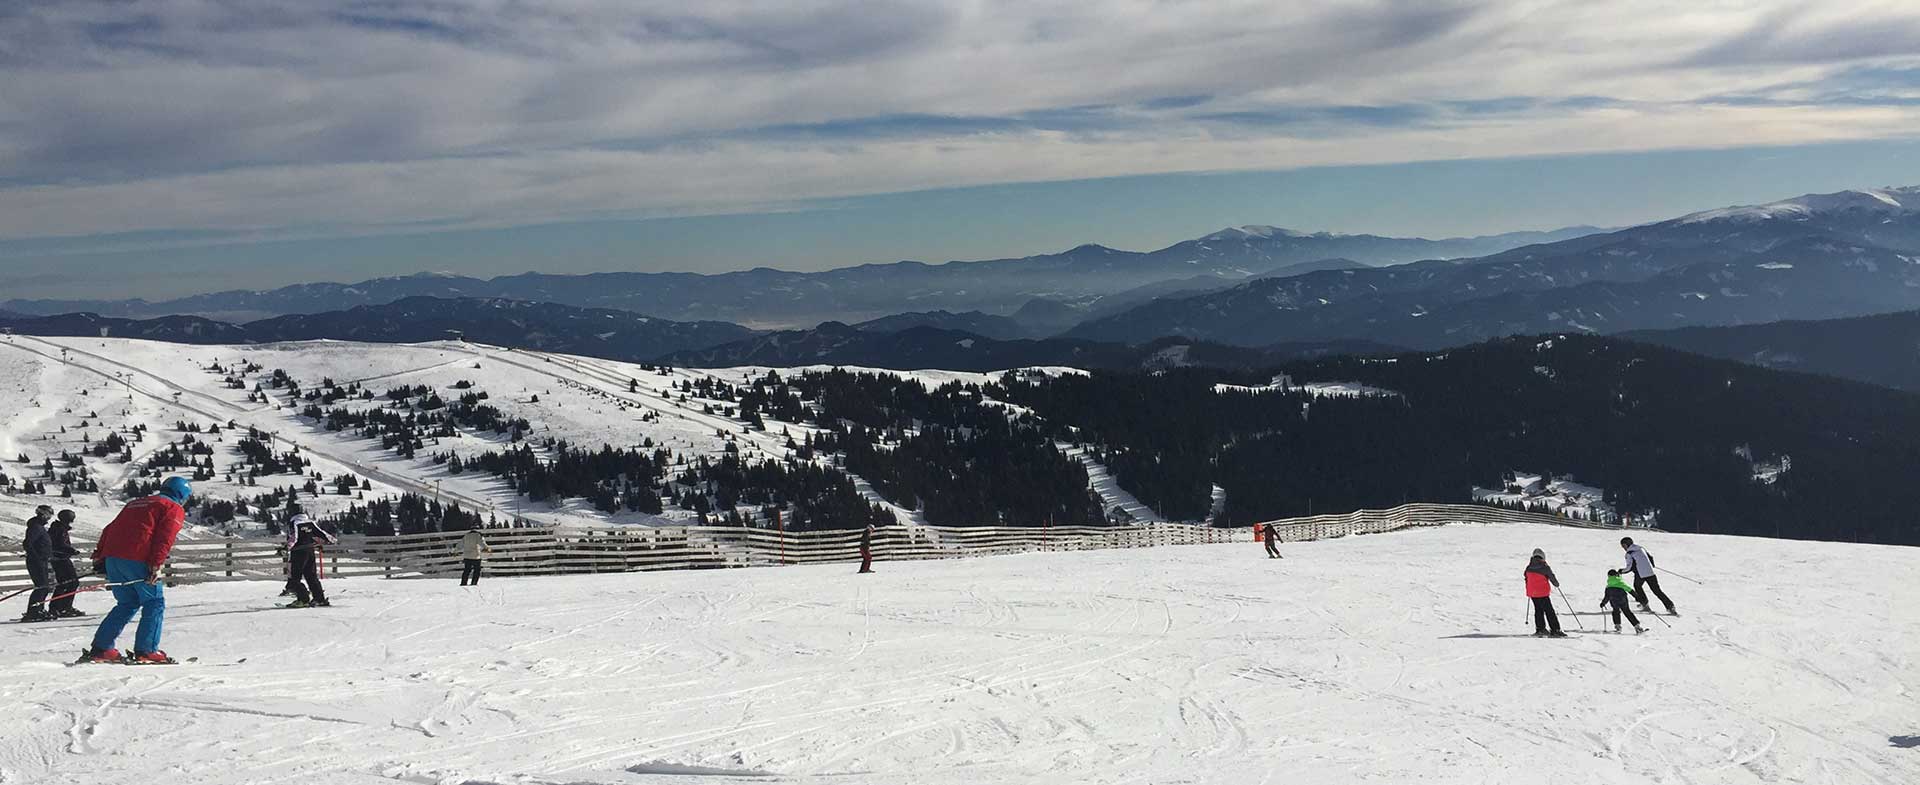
[1,522,1914,784]
[0,334,978,542]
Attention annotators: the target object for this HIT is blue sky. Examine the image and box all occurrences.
[5,2,1920,299]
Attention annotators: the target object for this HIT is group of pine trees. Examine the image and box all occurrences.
[739,369,1106,527]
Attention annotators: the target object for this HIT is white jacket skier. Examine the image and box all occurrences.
[1618,537,1676,614]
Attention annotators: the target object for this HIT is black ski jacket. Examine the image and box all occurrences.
[49,522,79,558]
[24,516,52,565]
[287,522,339,552]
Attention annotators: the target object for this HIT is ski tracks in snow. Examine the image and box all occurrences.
[2,525,1916,784]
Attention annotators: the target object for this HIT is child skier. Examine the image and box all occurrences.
[20,505,54,622]
[1524,548,1566,638]
[49,509,85,617]
[283,514,336,608]
[1599,569,1644,634]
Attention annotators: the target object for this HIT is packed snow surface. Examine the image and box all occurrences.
[3,523,1915,784]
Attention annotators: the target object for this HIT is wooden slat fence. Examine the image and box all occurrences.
[1,503,1636,591]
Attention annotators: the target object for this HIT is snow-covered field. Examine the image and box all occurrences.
[0,336,1054,542]
[3,523,1915,785]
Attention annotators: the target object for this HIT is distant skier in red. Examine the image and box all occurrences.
[1524,548,1566,638]
[85,477,190,664]
[1261,522,1282,559]
[858,524,875,574]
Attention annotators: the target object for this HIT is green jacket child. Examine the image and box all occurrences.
[1599,569,1644,633]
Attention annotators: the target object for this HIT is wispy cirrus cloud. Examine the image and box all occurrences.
[3,0,1920,245]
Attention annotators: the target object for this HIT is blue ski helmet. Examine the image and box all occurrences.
[158,476,193,503]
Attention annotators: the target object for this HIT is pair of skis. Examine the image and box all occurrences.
[69,649,195,666]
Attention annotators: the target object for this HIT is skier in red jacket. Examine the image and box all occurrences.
[1524,548,1566,638]
[84,478,190,664]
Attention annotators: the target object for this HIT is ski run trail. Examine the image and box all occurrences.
[2,523,1915,785]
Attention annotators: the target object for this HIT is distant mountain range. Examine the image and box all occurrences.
[0,298,755,361]
[0,296,1396,372]
[658,321,1397,371]
[1068,187,1920,348]
[0,226,1602,328]
[10,185,1920,369]
[1627,309,1920,391]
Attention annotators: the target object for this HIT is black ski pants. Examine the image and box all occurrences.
[1263,539,1280,558]
[1531,596,1561,634]
[49,558,80,613]
[1632,574,1674,612]
[26,561,51,613]
[290,549,326,604]
[1605,594,1641,628]
[460,559,483,585]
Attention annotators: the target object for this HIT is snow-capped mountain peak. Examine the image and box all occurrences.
[1679,187,1920,224]
[1202,225,1314,241]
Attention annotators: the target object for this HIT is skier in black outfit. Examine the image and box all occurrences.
[21,506,55,622]
[283,514,337,608]
[858,524,875,574]
[48,509,85,617]
[1262,523,1282,558]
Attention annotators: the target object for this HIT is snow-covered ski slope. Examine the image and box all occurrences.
[0,335,1031,541]
[3,523,1915,785]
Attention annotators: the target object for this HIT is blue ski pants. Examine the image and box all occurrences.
[91,557,165,654]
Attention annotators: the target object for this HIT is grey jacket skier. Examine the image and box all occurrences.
[1620,537,1676,614]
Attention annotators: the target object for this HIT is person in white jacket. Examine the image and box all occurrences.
[459,528,491,586]
[1620,537,1676,615]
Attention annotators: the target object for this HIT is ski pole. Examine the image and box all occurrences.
[42,580,146,606]
[0,583,52,605]
[1556,586,1584,631]
[1656,569,1702,586]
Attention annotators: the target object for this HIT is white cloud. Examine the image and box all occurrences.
[3,0,1920,242]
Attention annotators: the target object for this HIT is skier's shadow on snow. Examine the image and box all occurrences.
[1891,735,1920,749]
[1438,633,1551,639]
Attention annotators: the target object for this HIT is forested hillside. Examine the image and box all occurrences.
[993,336,1920,544]
[1627,310,1920,391]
